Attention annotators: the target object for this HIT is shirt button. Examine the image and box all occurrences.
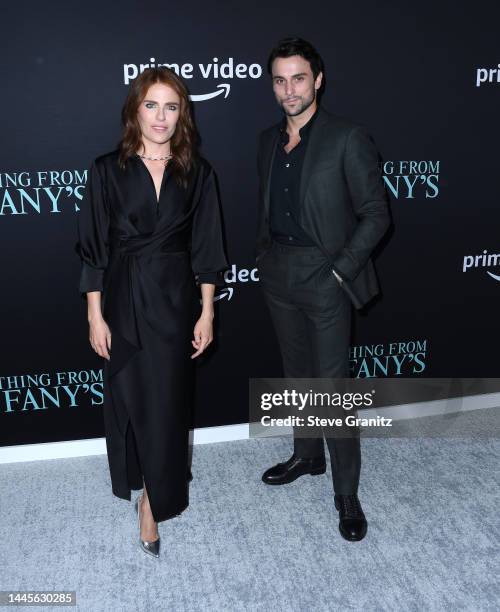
[288,236,293,241]
[284,187,289,192]
[285,211,291,216]
[285,163,290,168]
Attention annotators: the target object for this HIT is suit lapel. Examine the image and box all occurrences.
[299,107,329,206]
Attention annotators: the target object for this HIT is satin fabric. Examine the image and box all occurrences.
[75,150,227,521]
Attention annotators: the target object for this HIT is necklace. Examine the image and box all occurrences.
[138,153,173,161]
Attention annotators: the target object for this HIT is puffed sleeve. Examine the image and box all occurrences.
[190,164,228,286]
[74,160,110,296]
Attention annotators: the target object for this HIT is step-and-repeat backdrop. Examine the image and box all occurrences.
[1,1,498,446]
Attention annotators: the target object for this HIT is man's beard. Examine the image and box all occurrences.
[280,88,316,117]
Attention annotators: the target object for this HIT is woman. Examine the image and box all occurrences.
[75,67,228,558]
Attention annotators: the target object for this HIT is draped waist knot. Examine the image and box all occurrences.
[109,235,188,259]
[104,233,192,382]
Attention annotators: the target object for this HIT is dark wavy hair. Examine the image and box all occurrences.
[267,37,324,81]
[118,67,198,187]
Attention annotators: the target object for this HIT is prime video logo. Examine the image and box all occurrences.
[123,57,263,101]
[212,265,259,302]
[463,250,500,281]
[475,64,500,87]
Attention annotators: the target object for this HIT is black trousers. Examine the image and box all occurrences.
[259,241,361,495]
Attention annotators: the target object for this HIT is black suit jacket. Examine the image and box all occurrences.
[256,107,391,309]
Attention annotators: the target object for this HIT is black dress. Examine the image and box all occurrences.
[75,150,227,522]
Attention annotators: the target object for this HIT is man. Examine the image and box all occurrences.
[256,38,390,541]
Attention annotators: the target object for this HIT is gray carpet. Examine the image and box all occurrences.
[1,435,499,611]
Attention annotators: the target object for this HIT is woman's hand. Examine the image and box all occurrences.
[89,316,112,360]
[191,314,213,358]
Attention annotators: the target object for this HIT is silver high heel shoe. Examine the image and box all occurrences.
[135,494,160,558]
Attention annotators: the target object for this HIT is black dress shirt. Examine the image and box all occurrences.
[269,108,319,245]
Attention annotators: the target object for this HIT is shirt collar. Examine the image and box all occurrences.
[279,105,319,144]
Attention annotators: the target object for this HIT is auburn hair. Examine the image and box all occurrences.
[118,67,198,186]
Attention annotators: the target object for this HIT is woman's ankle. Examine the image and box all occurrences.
[141,497,153,513]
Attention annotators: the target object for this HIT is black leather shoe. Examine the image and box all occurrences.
[187,468,193,482]
[262,454,326,485]
[334,494,367,541]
